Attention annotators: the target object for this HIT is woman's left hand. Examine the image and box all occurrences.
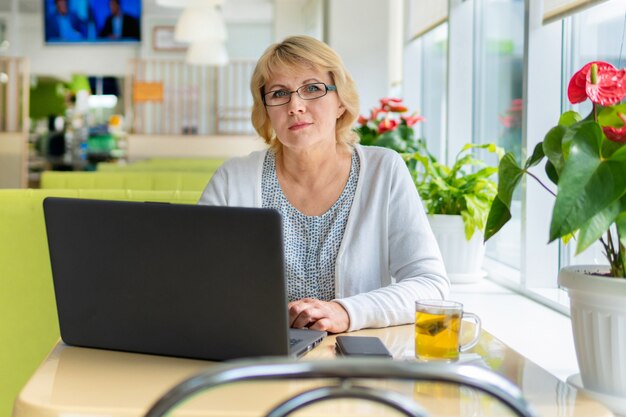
[288,298,350,333]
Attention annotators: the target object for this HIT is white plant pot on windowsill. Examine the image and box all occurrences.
[558,265,626,415]
[427,214,486,284]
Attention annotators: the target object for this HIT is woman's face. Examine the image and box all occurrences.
[264,66,345,153]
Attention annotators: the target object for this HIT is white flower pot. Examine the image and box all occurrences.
[558,265,626,400]
[427,214,486,284]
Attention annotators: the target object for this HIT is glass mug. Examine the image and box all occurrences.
[414,300,481,361]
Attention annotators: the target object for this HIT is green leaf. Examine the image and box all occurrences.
[464,194,490,233]
[545,160,559,185]
[461,209,476,240]
[558,111,582,127]
[542,125,566,176]
[396,124,415,146]
[560,125,579,160]
[484,197,512,241]
[483,153,523,241]
[549,121,626,240]
[355,126,378,146]
[374,130,406,152]
[576,200,621,254]
[496,153,524,206]
[598,104,626,127]
[609,142,626,161]
[525,142,545,169]
[602,137,625,159]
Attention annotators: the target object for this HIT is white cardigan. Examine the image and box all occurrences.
[198,145,449,331]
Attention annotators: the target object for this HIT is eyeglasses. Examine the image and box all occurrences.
[263,82,337,107]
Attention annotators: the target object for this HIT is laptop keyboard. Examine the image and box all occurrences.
[289,338,303,347]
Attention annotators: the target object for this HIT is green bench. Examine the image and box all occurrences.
[40,171,213,192]
[0,189,201,417]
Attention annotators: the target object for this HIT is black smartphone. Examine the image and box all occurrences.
[335,336,392,358]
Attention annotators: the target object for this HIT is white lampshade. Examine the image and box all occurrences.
[175,5,227,42]
[156,0,223,8]
[186,40,229,66]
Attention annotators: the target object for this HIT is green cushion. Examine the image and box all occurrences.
[40,171,214,192]
[0,189,200,417]
[97,158,226,172]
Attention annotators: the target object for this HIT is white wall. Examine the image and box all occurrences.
[227,23,274,59]
[18,14,140,78]
[302,0,324,39]
[272,0,323,41]
[274,0,308,41]
[327,0,392,115]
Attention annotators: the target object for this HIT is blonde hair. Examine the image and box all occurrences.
[250,35,360,151]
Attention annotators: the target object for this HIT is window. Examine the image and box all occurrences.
[420,23,448,162]
[474,0,525,271]
[404,0,626,313]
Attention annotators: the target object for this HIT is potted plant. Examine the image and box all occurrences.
[485,61,626,407]
[407,140,501,283]
[355,98,502,283]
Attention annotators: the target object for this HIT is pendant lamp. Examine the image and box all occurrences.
[175,5,227,42]
[186,39,229,66]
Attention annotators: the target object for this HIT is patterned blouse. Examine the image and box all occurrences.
[261,150,360,302]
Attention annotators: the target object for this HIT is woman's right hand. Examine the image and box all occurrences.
[288,298,350,333]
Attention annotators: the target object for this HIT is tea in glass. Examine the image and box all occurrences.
[415,309,462,360]
[414,300,481,361]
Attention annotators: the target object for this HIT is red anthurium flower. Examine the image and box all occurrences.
[586,67,626,106]
[380,97,403,106]
[402,115,425,126]
[567,61,617,104]
[380,98,407,112]
[603,112,626,143]
[386,104,408,113]
[357,115,368,125]
[378,118,398,134]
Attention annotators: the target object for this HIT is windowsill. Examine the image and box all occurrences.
[450,278,579,382]
[483,257,571,315]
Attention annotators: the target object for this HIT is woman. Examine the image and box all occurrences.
[199,35,448,333]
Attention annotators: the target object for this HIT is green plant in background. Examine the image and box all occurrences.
[485,61,626,277]
[29,76,68,120]
[355,97,502,241]
[406,140,503,240]
[354,97,425,153]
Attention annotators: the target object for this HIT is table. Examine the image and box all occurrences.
[12,325,613,417]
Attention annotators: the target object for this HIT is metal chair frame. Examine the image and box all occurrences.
[143,358,539,417]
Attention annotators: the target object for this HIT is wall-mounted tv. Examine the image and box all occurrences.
[44,0,141,44]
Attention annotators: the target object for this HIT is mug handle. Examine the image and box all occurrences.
[459,312,481,352]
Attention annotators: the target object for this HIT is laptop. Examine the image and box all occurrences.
[43,197,326,361]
